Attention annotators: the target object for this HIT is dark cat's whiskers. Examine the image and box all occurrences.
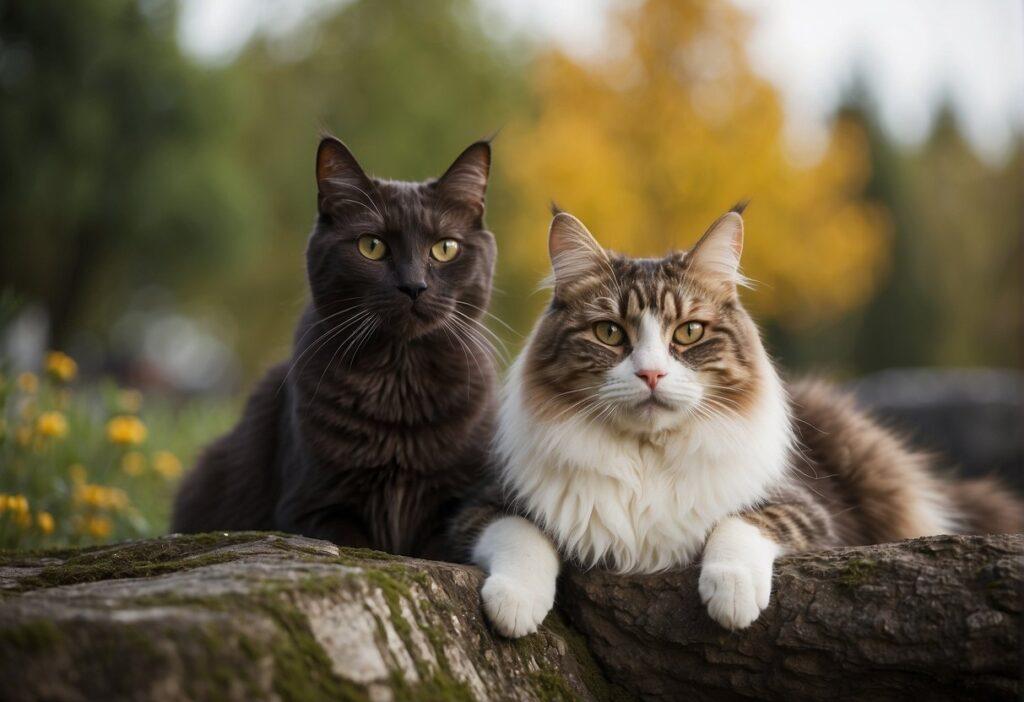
[282,307,373,395]
[447,314,505,366]
[290,297,367,349]
[439,319,475,386]
[342,315,380,368]
[449,309,509,364]
[311,311,377,402]
[440,317,484,383]
[455,300,520,337]
[452,325,501,373]
[450,306,513,355]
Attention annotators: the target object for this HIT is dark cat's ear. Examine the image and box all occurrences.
[548,212,609,293]
[436,141,491,215]
[686,211,745,287]
[316,137,379,215]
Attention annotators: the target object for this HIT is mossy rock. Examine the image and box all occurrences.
[0,532,609,701]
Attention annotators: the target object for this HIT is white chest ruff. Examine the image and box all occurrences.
[496,367,792,574]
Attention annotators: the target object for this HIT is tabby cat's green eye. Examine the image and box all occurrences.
[431,238,460,262]
[673,321,705,345]
[358,236,387,260]
[593,321,625,346]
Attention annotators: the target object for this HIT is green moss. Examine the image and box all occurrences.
[529,669,578,701]
[4,532,269,592]
[543,613,637,702]
[335,547,403,563]
[391,671,475,702]
[131,584,368,702]
[836,558,879,588]
[365,569,414,643]
[0,619,61,653]
[259,592,368,702]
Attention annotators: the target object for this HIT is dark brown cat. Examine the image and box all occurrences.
[171,136,498,558]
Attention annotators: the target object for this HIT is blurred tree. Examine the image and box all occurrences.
[902,107,1021,367]
[0,0,256,349]
[494,0,890,340]
[835,93,1022,372]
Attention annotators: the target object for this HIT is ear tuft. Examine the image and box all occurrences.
[436,140,491,213]
[548,212,608,290]
[729,199,750,215]
[686,211,744,285]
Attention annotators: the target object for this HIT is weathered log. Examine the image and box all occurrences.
[561,534,1022,701]
[0,532,1018,701]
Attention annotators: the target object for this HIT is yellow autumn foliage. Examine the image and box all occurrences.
[498,0,888,329]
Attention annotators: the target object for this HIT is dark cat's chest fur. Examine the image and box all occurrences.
[277,306,495,555]
[171,136,498,558]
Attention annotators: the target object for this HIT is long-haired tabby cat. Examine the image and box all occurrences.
[456,207,1022,637]
[172,136,498,558]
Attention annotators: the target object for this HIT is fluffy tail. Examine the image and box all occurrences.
[949,477,1024,535]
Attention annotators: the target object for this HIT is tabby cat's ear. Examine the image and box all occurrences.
[686,211,744,287]
[436,141,491,215]
[316,137,378,215]
[548,212,609,293]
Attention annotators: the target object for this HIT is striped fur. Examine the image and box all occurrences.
[457,208,1022,636]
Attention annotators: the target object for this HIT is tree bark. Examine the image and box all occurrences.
[560,534,1022,701]
[0,533,1018,700]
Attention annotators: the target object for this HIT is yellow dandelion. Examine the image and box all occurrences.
[68,463,87,484]
[16,372,38,394]
[121,451,146,477]
[36,511,55,535]
[35,411,69,439]
[152,450,183,480]
[45,351,77,383]
[83,515,113,539]
[1,494,29,516]
[106,415,147,446]
[74,483,129,511]
[117,389,143,414]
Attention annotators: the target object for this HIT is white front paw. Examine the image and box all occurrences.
[699,559,771,630]
[481,574,554,638]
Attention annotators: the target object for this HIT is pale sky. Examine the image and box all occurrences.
[178,0,1024,161]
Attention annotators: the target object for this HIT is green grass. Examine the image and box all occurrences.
[0,359,239,550]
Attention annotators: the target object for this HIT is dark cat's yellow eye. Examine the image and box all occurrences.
[673,321,705,345]
[431,238,460,262]
[358,236,387,260]
[593,321,625,346]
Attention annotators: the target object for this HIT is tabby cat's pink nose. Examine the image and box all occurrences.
[636,370,666,390]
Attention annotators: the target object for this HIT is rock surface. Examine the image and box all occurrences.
[0,532,1020,701]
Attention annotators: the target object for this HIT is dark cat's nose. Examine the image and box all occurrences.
[397,282,427,300]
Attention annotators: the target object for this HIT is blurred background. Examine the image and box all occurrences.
[1,0,1021,548]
